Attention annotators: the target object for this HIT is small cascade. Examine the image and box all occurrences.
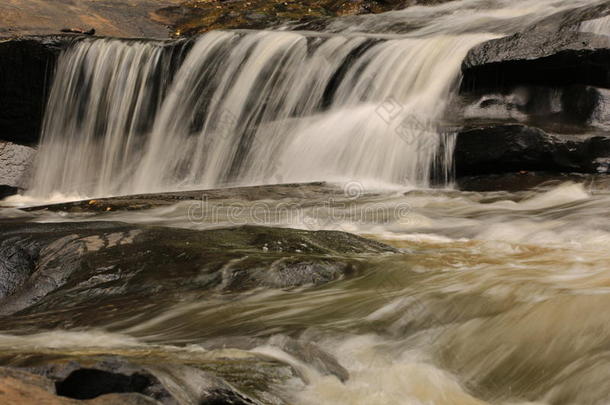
[581,15,610,35]
[27,0,596,199]
[31,39,171,197]
[29,32,485,198]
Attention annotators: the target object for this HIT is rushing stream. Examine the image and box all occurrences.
[27,0,602,199]
[2,0,610,404]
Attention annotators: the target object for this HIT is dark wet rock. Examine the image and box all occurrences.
[0,36,81,146]
[454,124,610,177]
[0,36,184,148]
[461,85,606,130]
[461,2,610,92]
[0,221,396,318]
[0,185,18,199]
[0,141,36,191]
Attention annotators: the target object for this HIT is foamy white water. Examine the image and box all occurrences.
[581,15,610,35]
[26,0,605,199]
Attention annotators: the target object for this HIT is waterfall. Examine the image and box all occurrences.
[29,32,485,198]
[30,0,591,199]
[581,15,610,35]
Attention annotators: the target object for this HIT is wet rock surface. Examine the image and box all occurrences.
[461,2,610,92]
[0,35,184,148]
[454,124,610,177]
[22,182,333,212]
[0,220,396,320]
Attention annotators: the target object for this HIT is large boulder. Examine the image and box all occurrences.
[0,221,396,318]
[454,124,610,176]
[461,2,610,92]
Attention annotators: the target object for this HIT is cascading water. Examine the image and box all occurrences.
[26,0,608,200]
[28,0,601,199]
[5,1,610,404]
[30,33,485,198]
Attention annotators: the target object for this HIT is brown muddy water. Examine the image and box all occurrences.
[2,181,610,404]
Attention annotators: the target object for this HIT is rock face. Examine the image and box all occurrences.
[454,124,610,176]
[455,2,610,182]
[0,221,396,318]
[0,0,182,38]
[0,141,36,194]
[461,2,610,92]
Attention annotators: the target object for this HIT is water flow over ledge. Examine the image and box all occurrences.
[28,31,493,199]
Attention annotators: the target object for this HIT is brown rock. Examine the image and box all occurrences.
[0,375,160,405]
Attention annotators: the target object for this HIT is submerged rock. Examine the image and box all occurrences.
[0,221,396,319]
[202,334,349,382]
[23,182,332,212]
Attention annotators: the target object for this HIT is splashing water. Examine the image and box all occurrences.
[27,0,602,199]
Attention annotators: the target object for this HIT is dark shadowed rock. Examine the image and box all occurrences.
[0,36,81,146]
[454,124,610,177]
[0,185,18,199]
[461,2,610,92]
[0,365,161,404]
[0,36,185,148]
